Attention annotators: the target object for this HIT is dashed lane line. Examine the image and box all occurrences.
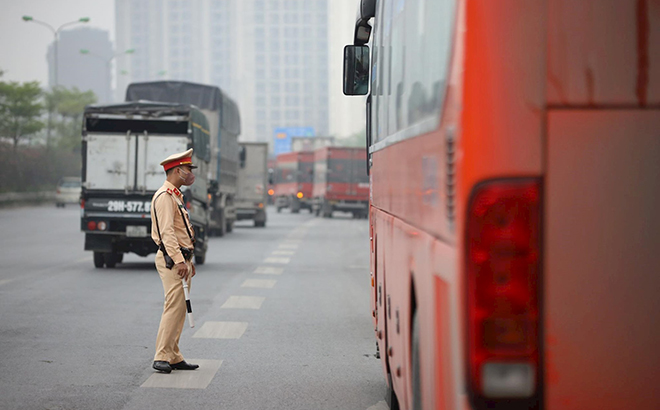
[241,279,277,288]
[141,359,223,389]
[367,401,389,410]
[193,321,248,339]
[221,296,265,309]
[278,243,299,249]
[253,266,284,275]
[263,257,290,264]
[271,250,295,256]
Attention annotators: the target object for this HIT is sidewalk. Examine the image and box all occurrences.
[0,191,55,207]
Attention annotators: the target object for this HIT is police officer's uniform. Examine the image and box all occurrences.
[150,149,198,373]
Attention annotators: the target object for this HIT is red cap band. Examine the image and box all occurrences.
[163,157,192,171]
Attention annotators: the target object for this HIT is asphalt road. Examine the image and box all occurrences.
[0,204,389,410]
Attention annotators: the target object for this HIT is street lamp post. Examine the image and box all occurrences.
[22,16,90,87]
[80,48,135,103]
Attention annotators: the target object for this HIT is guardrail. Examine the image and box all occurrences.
[0,191,56,206]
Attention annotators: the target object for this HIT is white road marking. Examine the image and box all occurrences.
[221,296,265,309]
[193,322,248,339]
[366,401,389,410]
[254,266,284,275]
[272,250,295,255]
[0,278,16,287]
[141,359,222,389]
[263,257,290,264]
[241,279,277,288]
[278,243,299,249]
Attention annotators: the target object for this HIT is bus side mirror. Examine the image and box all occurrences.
[343,45,370,96]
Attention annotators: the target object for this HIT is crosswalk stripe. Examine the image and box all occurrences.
[193,321,248,339]
[221,296,265,309]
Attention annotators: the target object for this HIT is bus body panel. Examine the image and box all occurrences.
[362,0,660,410]
[547,0,660,106]
[544,109,660,409]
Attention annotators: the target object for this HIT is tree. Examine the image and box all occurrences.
[337,129,367,148]
[47,86,97,150]
[0,80,44,153]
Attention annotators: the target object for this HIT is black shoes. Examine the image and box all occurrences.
[170,360,199,370]
[152,360,199,373]
[152,361,172,373]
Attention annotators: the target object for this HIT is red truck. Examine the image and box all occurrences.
[273,151,314,213]
[312,147,369,219]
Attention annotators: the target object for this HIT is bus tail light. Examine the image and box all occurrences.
[466,179,541,405]
[87,221,97,231]
[97,221,108,231]
[297,192,304,199]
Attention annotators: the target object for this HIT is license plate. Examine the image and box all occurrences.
[126,225,148,237]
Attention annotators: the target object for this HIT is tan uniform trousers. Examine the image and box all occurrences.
[154,250,192,363]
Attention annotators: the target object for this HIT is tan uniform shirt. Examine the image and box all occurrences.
[150,181,195,264]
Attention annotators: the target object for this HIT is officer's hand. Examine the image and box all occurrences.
[174,262,188,280]
[191,264,196,278]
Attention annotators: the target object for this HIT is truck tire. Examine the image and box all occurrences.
[217,212,227,237]
[254,220,266,227]
[93,252,105,268]
[226,219,233,233]
[105,252,119,268]
[195,253,205,265]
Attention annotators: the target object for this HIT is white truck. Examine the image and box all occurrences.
[125,81,241,237]
[80,102,211,268]
[236,142,268,227]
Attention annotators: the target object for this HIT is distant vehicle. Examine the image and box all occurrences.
[291,136,335,153]
[126,81,241,237]
[273,151,314,213]
[55,177,81,207]
[80,102,211,268]
[344,1,660,410]
[311,147,368,218]
[236,142,268,227]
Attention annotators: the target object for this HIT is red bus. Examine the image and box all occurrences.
[344,1,660,410]
[312,146,369,219]
[273,151,314,213]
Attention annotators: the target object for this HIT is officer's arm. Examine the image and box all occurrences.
[155,195,185,264]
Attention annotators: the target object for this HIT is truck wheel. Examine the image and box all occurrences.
[277,207,282,213]
[93,252,105,268]
[217,213,227,237]
[195,253,205,265]
[105,252,119,268]
[254,220,266,227]
[226,220,233,233]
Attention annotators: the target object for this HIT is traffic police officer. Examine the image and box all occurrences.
[150,148,199,373]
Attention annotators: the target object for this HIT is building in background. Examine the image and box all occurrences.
[47,27,113,102]
[115,0,334,147]
[328,0,366,141]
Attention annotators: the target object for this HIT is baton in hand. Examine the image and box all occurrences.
[182,279,194,328]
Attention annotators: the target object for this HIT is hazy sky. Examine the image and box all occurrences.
[0,0,115,85]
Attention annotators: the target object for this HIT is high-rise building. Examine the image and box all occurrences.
[47,27,113,102]
[115,0,330,145]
